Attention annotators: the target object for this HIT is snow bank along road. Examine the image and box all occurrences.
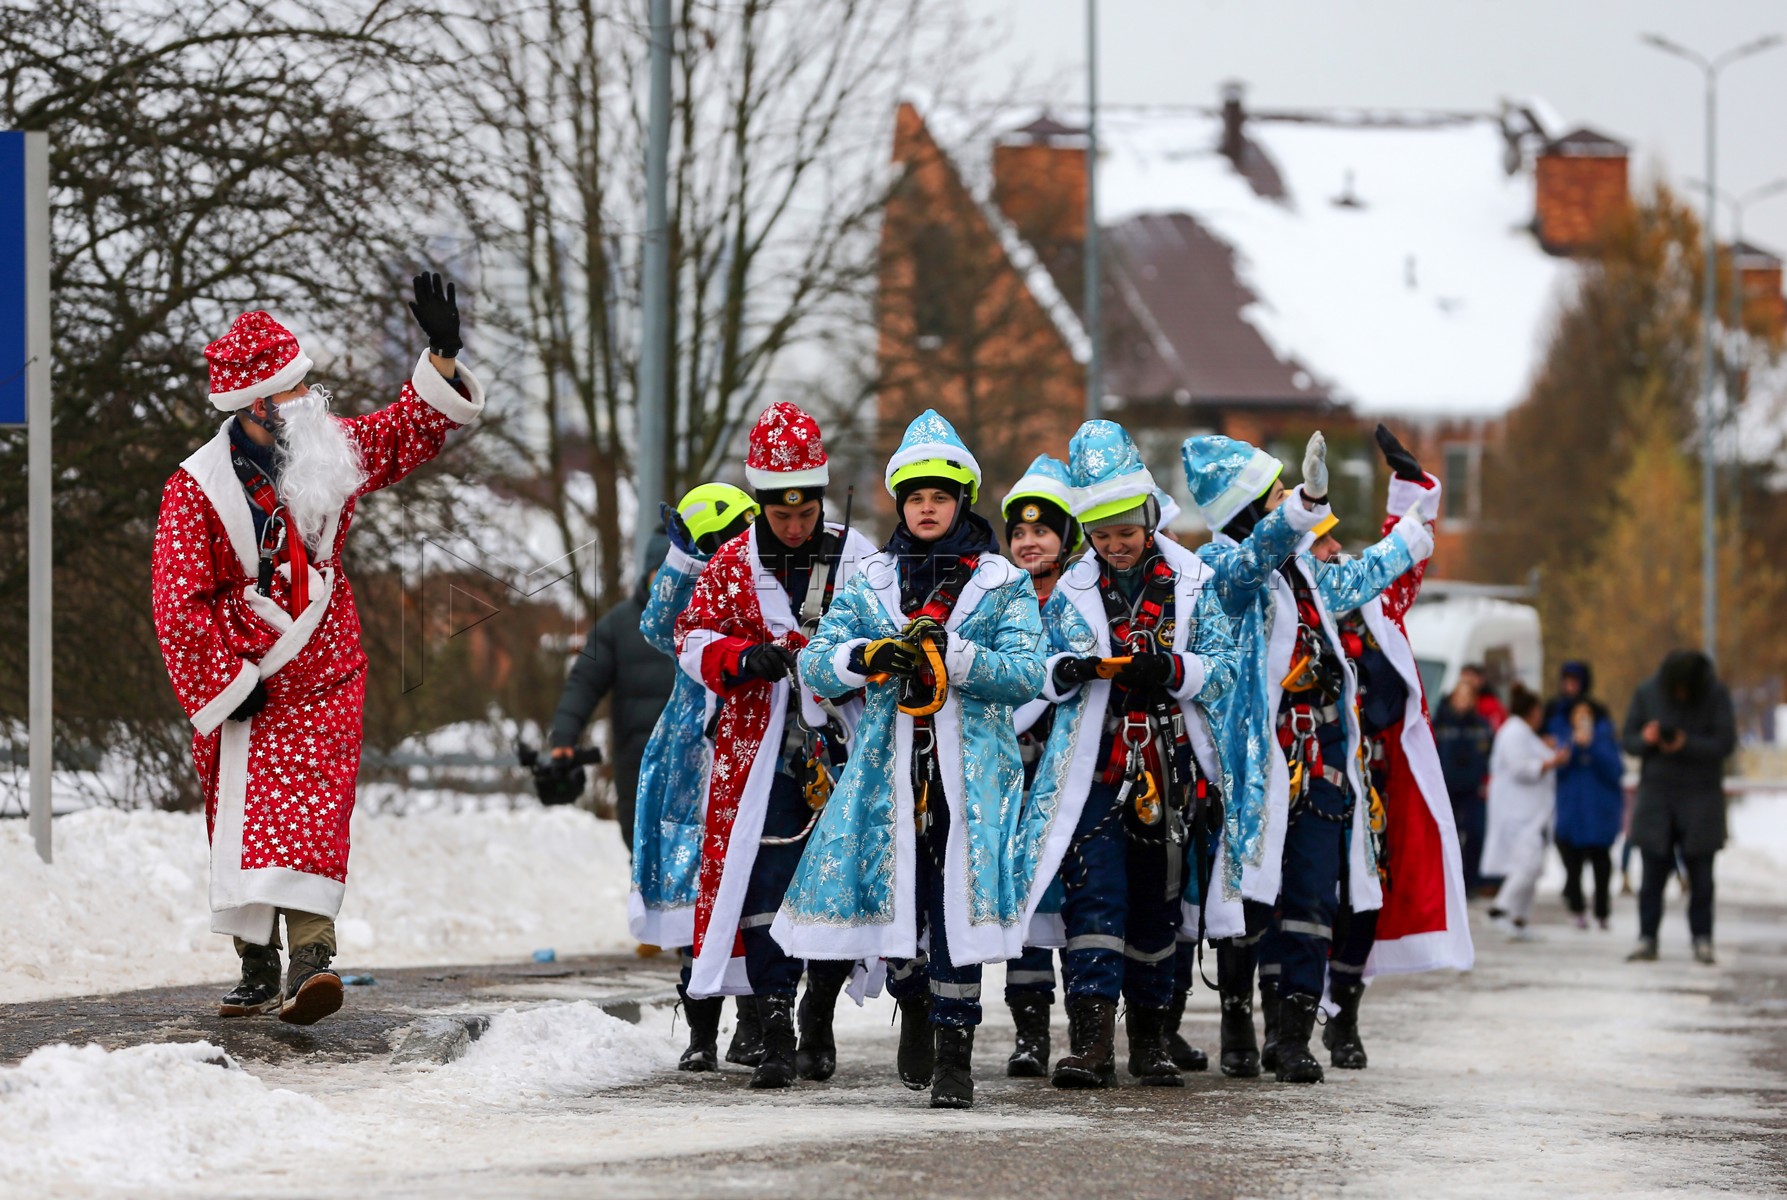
[3,896,1786,1198]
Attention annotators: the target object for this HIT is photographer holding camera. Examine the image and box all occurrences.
[1623,650,1736,965]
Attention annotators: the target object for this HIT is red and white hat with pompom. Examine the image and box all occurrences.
[744,401,829,491]
[204,311,314,411]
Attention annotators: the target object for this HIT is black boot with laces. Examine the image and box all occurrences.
[219,943,282,1018]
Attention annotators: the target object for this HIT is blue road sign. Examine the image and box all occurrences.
[0,131,28,426]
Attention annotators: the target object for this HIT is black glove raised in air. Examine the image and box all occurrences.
[409,271,463,358]
[1374,423,1424,483]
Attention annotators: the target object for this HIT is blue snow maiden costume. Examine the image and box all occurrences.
[1182,431,1433,1082]
[776,411,1045,1059]
[1020,420,1239,1089]
[630,484,760,952]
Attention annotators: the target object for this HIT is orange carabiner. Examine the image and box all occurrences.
[1133,770,1162,826]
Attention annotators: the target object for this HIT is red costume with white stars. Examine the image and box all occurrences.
[152,318,485,946]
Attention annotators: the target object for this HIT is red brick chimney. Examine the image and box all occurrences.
[991,114,1087,248]
[1733,241,1787,341]
[1534,127,1630,255]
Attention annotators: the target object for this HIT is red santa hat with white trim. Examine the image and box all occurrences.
[743,401,829,505]
[203,311,314,411]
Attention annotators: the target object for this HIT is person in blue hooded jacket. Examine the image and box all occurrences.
[1543,661,1625,931]
[1021,421,1239,1092]
[1182,430,1433,1084]
[780,409,1045,1111]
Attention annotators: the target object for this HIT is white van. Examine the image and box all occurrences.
[1402,595,1543,705]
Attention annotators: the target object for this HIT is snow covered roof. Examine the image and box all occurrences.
[925,101,1577,420]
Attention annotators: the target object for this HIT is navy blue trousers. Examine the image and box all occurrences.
[1257,774,1348,999]
[1005,945,1058,1000]
[885,784,984,1028]
[740,771,810,998]
[1060,782,1179,1007]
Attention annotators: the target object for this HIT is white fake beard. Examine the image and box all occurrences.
[274,387,365,551]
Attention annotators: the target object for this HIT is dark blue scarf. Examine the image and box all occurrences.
[886,508,997,612]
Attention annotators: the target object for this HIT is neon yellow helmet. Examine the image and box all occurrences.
[677,482,758,554]
[884,409,983,504]
[888,457,980,505]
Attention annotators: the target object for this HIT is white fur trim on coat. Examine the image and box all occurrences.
[410,352,486,425]
[1386,472,1442,518]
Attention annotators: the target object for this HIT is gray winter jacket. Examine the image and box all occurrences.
[550,542,676,841]
[1622,652,1736,857]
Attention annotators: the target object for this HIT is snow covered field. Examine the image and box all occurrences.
[0,805,635,1003]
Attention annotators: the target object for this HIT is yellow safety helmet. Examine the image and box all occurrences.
[888,457,980,505]
[677,482,759,554]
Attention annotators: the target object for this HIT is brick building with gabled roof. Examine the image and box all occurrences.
[873,86,1787,576]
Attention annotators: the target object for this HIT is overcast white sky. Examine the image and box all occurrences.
[959,0,1787,254]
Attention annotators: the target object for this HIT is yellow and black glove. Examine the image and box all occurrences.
[862,638,921,679]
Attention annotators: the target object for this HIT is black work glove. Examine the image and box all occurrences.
[739,643,798,682]
[661,501,697,556]
[1374,423,1424,482]
[409,271,463,358]
[1114,652,1176,691]
[227,678,268,723]
[1052,655,1103,690]
[860,638,920,678]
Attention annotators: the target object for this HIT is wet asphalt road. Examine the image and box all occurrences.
[7,897,1787,1198]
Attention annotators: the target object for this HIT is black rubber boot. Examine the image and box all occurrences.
[1273,990,1325,1084]
[896,992,934,1090]
[1259,979,1281,1072]
[278,943,342,1026]
[1324,979,1368,1069]
[1164,990,1209,1072]
[1051,995,1117,1089]
[219,943,282,1018]
[748,993,798,1089]
[726,995,765,1066]
[795,964,848,1081]
[1216,943,1260,1078]
[678,996,723,1072]
[1006,992,1052,1078]
[930,1025,975,1109]
[1124,1005,1185,1087]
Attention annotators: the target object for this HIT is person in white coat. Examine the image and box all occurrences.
[1482,685,1568,939]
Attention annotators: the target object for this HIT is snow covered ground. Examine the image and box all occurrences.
[0,805,635,1004]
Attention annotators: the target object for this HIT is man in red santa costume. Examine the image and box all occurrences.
[152,273,484,1025]
[672,402,875,1088]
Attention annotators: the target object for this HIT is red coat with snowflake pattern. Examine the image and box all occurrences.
[151,354,484,944]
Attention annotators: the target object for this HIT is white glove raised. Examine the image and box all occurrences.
[1301,431,1329,502]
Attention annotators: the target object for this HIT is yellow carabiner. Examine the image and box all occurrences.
[897,634,950,717]
[804,755,833,811]
[1286,759,1305,799]
[1133,770,1162,826]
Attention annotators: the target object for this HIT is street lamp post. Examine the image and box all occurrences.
[1685,174,1787,586]
[1084,0,1101,420]
[1684,175,1787,448]
[1641,31,1783,666]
